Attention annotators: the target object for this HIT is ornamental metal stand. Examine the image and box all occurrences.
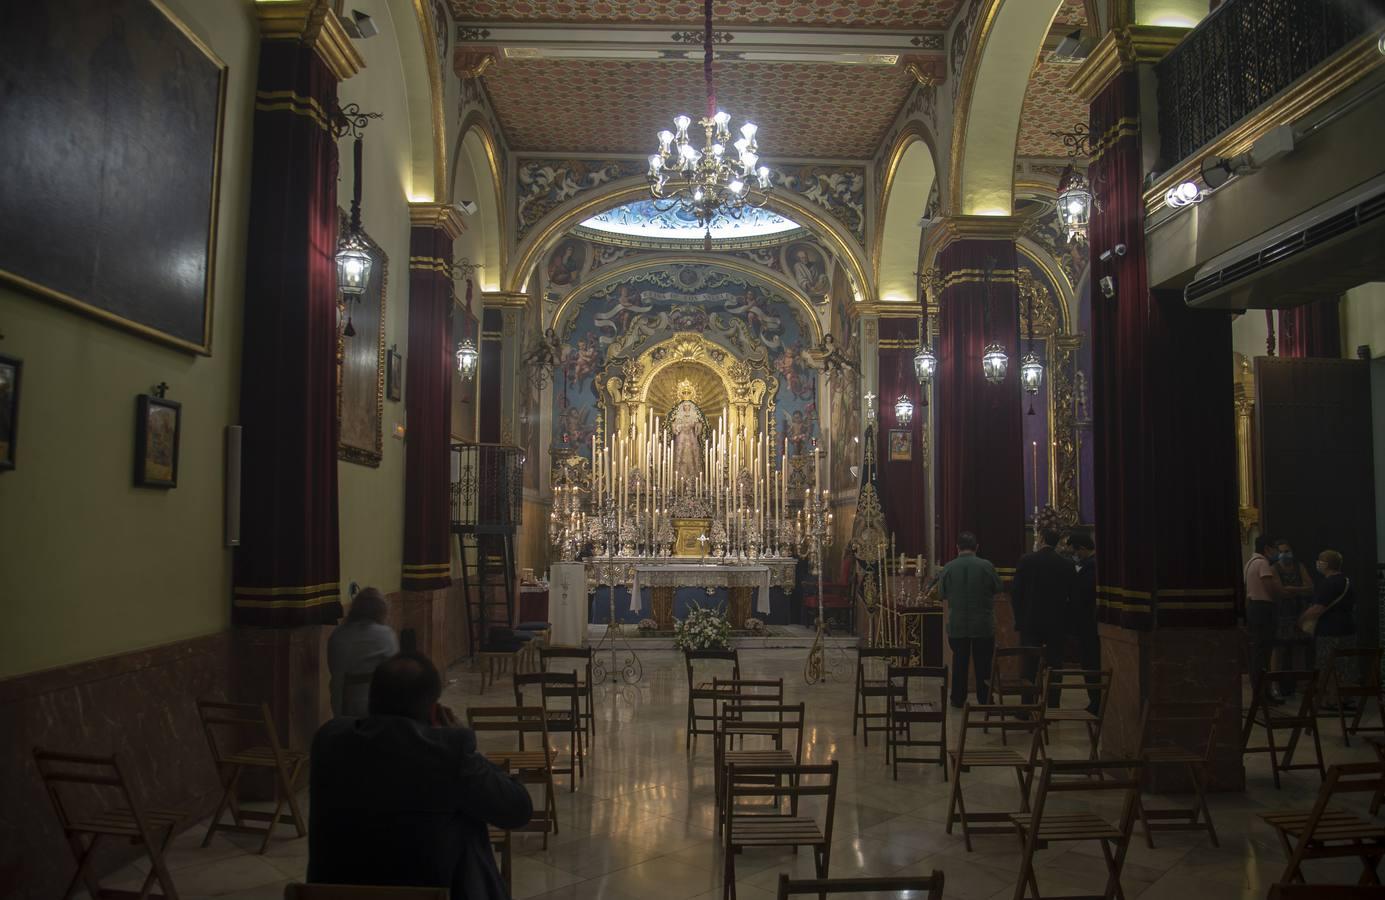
[589,498,643,686]
[802,452,838,685]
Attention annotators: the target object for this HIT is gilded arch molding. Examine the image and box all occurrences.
[451,112,506,276]
[388,0,448,202]
[874,122,941,302]
[506,181,873,306]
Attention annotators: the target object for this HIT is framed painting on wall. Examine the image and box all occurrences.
[0,354,21,471]
[336,216,387,467]
[135,394,181,488]
[888,429,912,462]
[0,0,227,354]
[386,346,403,402]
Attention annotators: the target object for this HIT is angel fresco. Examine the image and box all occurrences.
[561,334,601,387]
[723,288,783,349]
[774,340,815,401]
[593,285,653,344]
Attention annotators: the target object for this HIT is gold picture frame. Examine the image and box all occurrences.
[888,428,912,462]
[674,518,712,557]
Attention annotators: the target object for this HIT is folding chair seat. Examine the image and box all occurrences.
[514,671,585,790]
[1133,700,1220,848]
[947,700,1044,851]
[1260,761,1385,887]
[196,699,308,853]
[1039,669,1112,760]
[714,697,803,828]
[540,645,597,739]
[1242,669,1326,788]
[685,649,741,750]
[1321,646,1385,746]
[886,665,948,780]
[854,646,910,748]
[35,748,186,900]
[467,706,559,848]
[986,646,1045,744]
[775,872,945,899]
[723,761,839,900]
[1010,759,1143,900]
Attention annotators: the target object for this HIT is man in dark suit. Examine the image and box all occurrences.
[1067,532,1101,713]
[308,652,533,898]
[1011,528,1075,706]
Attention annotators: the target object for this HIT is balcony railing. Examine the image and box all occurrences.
[450,442,525,534]
[1155,0,1381,168]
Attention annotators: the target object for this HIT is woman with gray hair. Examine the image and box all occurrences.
[327,587,399,717]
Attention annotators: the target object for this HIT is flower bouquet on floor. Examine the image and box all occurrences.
[673,601,732,651]
[637,618,659,634]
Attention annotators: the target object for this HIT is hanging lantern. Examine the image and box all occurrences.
[982,343,1009,385]
[913,344,937,384]
[1020,350,1044,394]
[894,394,914,427]
[1055,164,1093,244]
[336,230,373,297]
[456,337,479,382]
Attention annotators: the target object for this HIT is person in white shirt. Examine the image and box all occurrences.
[327,587,399,717]
[1245,535,1292,702]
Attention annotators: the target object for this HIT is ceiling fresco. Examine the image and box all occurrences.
[451,0,965,30]
[1016,53,1088,158]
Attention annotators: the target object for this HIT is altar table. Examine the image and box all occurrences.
[587,558,797,628]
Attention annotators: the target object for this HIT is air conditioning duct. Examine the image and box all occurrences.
[1184,172,1385,310]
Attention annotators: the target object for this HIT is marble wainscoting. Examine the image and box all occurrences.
[1100,624,1247,792]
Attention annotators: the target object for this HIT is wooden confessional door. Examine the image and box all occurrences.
[1256,357,1378,640]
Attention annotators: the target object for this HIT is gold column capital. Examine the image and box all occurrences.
[254,0,365,81]
[408,202,467,240]
[932,215,1025,251]
[1068,25,1189,103]
[482,291,531,310]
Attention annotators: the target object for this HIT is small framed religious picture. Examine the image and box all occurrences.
[386,346,403,402]
[134,392,182,488]
[0,354,21,471]
[888,428,912,462]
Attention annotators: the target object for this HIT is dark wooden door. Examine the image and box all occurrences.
[1256,357,1377,643]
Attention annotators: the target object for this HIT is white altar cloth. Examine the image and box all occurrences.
[548,561,588,645]
[586,558,797,616]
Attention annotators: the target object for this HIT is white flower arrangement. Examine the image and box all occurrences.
[743,617,768,636]
[673,601,732,651]
[637,618,659,632]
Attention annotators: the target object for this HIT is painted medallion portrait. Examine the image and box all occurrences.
[783,241,830,302]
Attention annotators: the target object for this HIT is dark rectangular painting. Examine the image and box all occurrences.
[135,394,181,488]
[0,0,226,354]
[337,218,387,467]
[0,355,20,471]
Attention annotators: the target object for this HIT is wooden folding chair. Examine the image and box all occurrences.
[196,699,308,853]
[714,699,804,829]
[775,872,945,899]
[513,671,585,790]
[946,701,1044,851]
[1010,759,1143,900]
[1242,669,1326,788]
[1039,669,1112,760]
[886,665,948,780]
[34,748,185,900]
[854,646,910,748]
[1133,700,1221,848]
[466,705,559,848]
[723,761,839,900]
[1321,646,1385,746]
[986,646,1045,744]
[540,645,597,739]
[686,648,741,750]
[284,886,447,899]
[1260,761,1385,886]
[712,677,786,744]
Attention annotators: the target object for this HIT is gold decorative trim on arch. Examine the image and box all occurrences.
[410,0,449,203]
[548,254,824,345]
[947,0,1005,215]
[871,122,940,282]
[505,181,872,306]
[453,113,508,277]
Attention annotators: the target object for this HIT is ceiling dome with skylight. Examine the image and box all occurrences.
[574,199,806,250]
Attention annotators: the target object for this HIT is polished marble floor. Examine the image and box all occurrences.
[94,648,1382,899]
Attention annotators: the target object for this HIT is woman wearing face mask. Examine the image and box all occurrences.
[1303,550,1355,710]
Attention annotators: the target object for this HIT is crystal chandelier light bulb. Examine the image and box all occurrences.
[741,122,757,141]
[674,114,691,134]
[729,179,744,194]
[658,129,674,148]
[982,343,1009,385]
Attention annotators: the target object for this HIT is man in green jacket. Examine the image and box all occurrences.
[938,531,1003,708]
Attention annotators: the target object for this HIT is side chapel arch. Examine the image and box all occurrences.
[386,0,448,202]
[875,125,940,304]
[450,113,505,281]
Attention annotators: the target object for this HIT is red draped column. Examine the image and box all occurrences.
[936,222,1025,580]
[232,11,363,627]
[876,318,928,556]
[401,204,465,591]
[1279,298,1342,358]
[1078,30,1243,789]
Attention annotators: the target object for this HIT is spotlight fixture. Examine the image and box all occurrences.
[1164,181,1203,208]
[339,9,379,39]
[1098,244,1127,263]
[1199,152,1254,190]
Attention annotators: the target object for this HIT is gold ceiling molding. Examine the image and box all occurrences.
[408,201,467,239]
[454,46,499,78]
[482,290,530,309]
[1066,25,1189,103]
[411,0,449,203]
[932,214,1025,250]
[255,0,365,81]
[507,181,872,306]
[871,122,940,287]
[903,55,947,86]
[1144,31,1385,216]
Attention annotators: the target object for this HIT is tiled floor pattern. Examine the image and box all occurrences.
[91,648,1382,899]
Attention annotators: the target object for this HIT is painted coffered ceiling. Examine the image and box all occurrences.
[451,0,964,30]
[1016,53,1088,158]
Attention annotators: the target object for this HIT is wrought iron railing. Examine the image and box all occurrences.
[1156,0,1381,168]
[450,442,525,534]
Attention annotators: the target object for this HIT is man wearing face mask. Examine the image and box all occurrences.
[1273,540,1316,698]
[1245,534,1293,703]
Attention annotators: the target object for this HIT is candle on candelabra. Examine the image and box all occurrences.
[1031,440,1038,518]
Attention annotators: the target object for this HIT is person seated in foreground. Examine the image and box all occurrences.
[308,652,533,898]
[327,586,399,717]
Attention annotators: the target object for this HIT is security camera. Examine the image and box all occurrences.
[340,10,379,39]
[455,200,479,216]
[1099,276,1116,299]
[1097,244,1126,263]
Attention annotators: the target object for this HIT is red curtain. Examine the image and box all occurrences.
[401,227,455,591]
[1279,298,1341,358]
[232,41,342,626]
[876,318,927,555]
[1090,71,1238,629]
[937,239,1025,575]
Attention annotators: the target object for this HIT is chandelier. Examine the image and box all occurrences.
[1050,123,1096,244]
[894,394,915,427]
[982,344,1009,385]
[333,105,381,336]
[452,261,482,383]
[913,343,936,384]
[1019,269,1043,411]
[648,0,772,248]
